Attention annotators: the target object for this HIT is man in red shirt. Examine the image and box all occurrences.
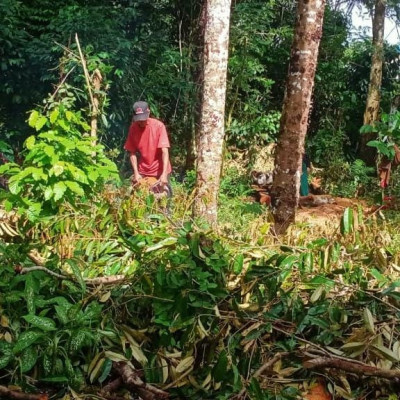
[124,101,172,195]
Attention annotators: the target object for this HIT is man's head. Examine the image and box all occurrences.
[133,101,150,127]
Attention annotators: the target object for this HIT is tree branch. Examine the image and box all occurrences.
[113,362,169,399]
[303,356,400,379]
[0,386,47,400]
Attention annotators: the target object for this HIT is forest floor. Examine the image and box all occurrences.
[296,196,369,225]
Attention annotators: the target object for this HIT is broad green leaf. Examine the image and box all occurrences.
[53,181,67,202]
[35,116,48,131]
[20,346,38,373]
[44,186,53,201]
[65,181,84,197]
[66,259,86,292]
[50,109,59,124]
[233,254,244,274]
[51,163,64,177]
[28,110,39,128]
[69,330,87,353]
[22,315,57,331]
[213,350,228,382]
[0,342,13,369]
[341,207,353,234]
[25,135,36,150]
[13,331,43,354]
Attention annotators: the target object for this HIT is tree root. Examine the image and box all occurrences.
[0,385,48,400]
[303,356,400,379]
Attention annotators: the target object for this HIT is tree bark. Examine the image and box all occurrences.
[271,0,326,234]
[360,0,386,166]
[193,0,232,225]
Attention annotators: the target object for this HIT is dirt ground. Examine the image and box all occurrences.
[296,196,369,226]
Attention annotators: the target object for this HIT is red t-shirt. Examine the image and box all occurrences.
[124,118,172,177]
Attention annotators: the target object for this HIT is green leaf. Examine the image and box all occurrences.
[53,181,67,202]
[213,350,228,382]
[35,116,48,131]
[98,358,112,383]
[13,331,43,354]
[25,135,36,150]
[22,315,57,331]
[233,254,244,274]
[69,330,87,353]
[44,186,53,201]
[0,342,13,369]
[28,111,39,128]
[51,163,64,177]
[25,274,36,315]
[65,181,84,197]
[341,207,353,234]
[20,346,38,373]
[50,109,59,124]
[66,259,86,292]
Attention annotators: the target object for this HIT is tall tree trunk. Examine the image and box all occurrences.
[271,0,326,235]
[360,0,386,166]
[193,0,232,225]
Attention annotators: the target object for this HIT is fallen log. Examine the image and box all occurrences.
[0,386,48,400]
[303,357,400,379]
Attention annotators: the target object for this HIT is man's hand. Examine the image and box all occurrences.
[158,173,168,185]
[132,173,142,184]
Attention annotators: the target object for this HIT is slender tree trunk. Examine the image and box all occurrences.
[360,0,386,166]
[271,0,326,235]
[193,0,232,225]
[91,69,102,144]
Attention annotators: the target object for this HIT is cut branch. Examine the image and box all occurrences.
[113,361,169,399]
[0,386,47,400]
[303,356,400,379]
[17,265,125,286]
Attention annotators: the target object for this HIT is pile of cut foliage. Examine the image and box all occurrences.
[1,188,400,400]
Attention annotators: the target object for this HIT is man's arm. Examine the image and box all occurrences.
[130,153,142,183]
[159,148,170,184]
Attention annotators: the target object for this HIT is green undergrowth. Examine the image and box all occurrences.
[1,187,400,399]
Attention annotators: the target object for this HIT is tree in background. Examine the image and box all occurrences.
[271,0,326,234]
[360,0,387,165]
[193,0,232,225]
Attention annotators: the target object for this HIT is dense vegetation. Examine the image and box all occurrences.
[1,0,400,399]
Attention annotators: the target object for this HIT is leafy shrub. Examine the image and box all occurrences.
[321,159,376,198]
[0,106,120,219]
[226,111,281,148]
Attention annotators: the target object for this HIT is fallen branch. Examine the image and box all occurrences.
[16,265,125,286]
[113,361,169,399]
[99,377,123,396]
[303,357,400,379]
[0,386,47,400]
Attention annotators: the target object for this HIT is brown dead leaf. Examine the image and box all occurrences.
[304,382,332,400]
